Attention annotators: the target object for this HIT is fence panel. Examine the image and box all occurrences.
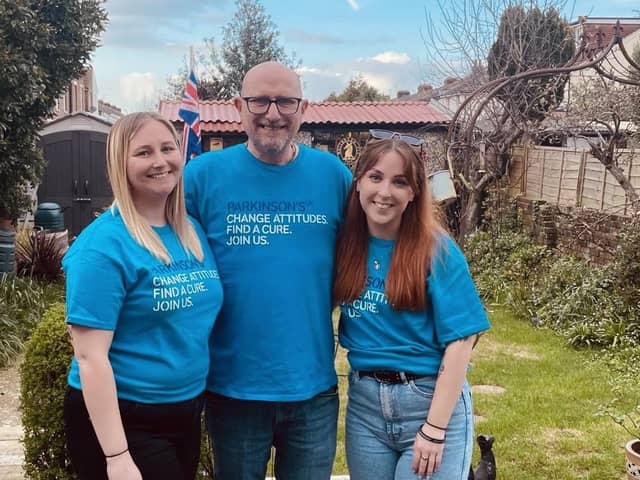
[525,148,544,199]
[540,149,563,203]
[509,145,526,194]
[559,150,582,206]
[515,146,638,215]
[580,157,606,210]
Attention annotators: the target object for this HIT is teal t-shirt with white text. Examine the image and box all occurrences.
[64,210,223,403]
[339,235,490,374]
[185,143,352,401]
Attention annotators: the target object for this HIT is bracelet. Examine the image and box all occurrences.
[425,419,447,431]
[418,425,445,444]
[105,447,129,459]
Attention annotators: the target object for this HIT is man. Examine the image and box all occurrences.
[184,61,352,480]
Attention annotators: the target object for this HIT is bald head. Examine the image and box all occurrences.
[241,61,303,98]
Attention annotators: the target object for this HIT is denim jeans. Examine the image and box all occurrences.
[205,385,339,480]
[64,387,204,480]
[345,371,473,480]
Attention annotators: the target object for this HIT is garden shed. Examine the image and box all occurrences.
[38,113,113,238]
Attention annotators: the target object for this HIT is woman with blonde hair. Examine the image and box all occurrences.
[334,130,490,480]
[63,112,223,480]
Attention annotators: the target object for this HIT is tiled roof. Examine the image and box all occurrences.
[158,99,449,133]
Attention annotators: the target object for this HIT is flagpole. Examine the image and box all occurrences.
[179,46,201,163]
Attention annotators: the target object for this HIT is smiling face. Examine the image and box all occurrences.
[234,62,308,164]
[126,119,183,211]
[357,149,415,240]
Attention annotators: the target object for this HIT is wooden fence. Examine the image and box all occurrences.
[509,146,640,216]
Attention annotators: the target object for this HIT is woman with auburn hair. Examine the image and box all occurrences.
[334,130,490,480]
[63,112,223,480]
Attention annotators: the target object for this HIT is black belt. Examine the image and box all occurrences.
[359,370,425,384]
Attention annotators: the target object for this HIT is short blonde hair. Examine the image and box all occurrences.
[106,112,203,264]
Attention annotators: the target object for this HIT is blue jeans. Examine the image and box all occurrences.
[345,371,473,480]
[205,385,339,480]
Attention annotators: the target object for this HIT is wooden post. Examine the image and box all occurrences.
[626,154,634,216]
[523,146,528,195]
[540,148,546,199]
[557,150,565,204]
[599,166,607,211]
[575,151,586,208]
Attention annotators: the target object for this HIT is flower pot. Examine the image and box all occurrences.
[626,439,640,479]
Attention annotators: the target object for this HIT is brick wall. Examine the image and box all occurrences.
[516,197,626,264]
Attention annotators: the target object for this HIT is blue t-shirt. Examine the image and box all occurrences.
[64,209,223,403]
[184,143,352,401]
[339,235,490,374]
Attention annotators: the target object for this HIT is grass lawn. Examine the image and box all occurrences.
[331,307,638,478]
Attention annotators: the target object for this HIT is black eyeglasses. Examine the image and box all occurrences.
[369,129,424,146]
[242,96,302,115]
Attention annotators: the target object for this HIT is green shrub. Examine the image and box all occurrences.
[464,224,640,350]
[0,274,64,367]
[611,219,640,306]
[464,229,549,312]
[20,302,74,480]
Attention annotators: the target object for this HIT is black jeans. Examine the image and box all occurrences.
[64,386,204,480]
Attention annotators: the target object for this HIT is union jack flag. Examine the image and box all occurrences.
[178,70,201,163]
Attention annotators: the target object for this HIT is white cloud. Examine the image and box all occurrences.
[296,66,343,77]
[119,72,159,111]
[371,51,411,65]
[360,72,393,95]
[346,0,360,11]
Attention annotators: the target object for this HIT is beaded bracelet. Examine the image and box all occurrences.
[418,424,445,444]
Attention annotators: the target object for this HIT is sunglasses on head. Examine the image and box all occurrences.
[369,129,424,146]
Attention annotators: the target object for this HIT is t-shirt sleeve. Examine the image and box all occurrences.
[64,249,126,330]
[428,236,490,345]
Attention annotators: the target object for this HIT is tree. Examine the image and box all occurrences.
[488,5,574,121]
[325,75,390,102]
[550,77,640,213]
[421,0,575,239]
[164,0,298,101]
[0,0,106,220]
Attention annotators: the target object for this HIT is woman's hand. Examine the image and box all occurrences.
[411,423,445,478]
[106,451,142,480]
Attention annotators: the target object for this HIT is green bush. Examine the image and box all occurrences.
[0,274,64,367]
[464,223,640,350]
[19,302,214,479]
[20,302,74,480]
[465,229,545,306]
[611,219,640,306]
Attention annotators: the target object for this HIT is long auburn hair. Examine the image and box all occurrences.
[106,112,204,264]
[333,138,444,311]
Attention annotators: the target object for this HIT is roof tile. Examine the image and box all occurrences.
[159,99,449,133]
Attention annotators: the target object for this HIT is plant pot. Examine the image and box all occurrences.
[626,439,640,479]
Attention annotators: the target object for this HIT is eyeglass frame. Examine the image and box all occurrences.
[368,129,424,146]
[241,96,303,115]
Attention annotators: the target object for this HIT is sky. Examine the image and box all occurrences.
[91,0,640,112]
